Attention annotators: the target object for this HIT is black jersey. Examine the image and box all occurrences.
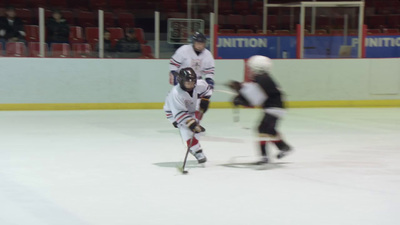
[253,73,284,109]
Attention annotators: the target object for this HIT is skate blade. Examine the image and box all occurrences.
[277,149,294,159]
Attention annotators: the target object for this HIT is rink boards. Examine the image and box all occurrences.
[0,57,399,110]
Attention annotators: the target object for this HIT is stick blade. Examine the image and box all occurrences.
[177,166,189,174]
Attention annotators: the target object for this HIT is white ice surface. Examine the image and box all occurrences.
[0,108,399,225]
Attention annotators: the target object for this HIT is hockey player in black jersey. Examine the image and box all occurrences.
[228,55,292,164]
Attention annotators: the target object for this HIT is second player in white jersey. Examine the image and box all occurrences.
[164,67,212,164]
[169,32,215,89]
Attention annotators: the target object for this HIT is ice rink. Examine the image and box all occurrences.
[1,108,399,225]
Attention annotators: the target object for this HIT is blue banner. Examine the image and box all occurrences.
[217,35,400,59]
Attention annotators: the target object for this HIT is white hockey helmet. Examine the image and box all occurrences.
[246,55,272,74]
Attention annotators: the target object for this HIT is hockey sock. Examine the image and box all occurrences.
[260,141,267,157]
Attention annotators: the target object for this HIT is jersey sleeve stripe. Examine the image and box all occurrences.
[170,58,182,65]
[176,113,189,123]
[199,86,211,97]
[175,111,188,118]
[170,61,180,67]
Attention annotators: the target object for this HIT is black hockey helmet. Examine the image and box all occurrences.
[178,67,197,91]
[192,31,206,43]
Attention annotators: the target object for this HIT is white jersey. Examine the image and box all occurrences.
[164,80,212,126]
[169,44,215,80]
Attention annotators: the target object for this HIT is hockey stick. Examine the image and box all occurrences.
[179,132,195,174]
[214,89,236,95]
[179,111,203,174]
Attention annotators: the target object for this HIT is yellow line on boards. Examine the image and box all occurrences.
[0,100,399,111]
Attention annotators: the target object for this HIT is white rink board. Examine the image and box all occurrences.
[0,58,399,104]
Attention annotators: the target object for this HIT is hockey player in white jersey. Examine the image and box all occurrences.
[169,32,215,89]
[169,32,215,121]
[164,67,212,164]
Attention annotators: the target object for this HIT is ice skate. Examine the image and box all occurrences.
[255,156,269,165]
[191,149,207,164]
[275,141,293,159]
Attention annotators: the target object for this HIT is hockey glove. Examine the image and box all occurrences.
[233,95,251,107]
[199,97,210,113]
[172,121,178,128]
[186,118,206,133]
[227,80,242,93]
[205,78,214,89]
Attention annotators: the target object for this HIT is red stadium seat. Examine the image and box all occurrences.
[366,15,387,29]
[85,27,99,45]
[77,11,96,27]
[244,15,261,31]
[226,14,244,30]
[60,10,75,25]
[107,27,124,46]
[367,29,382,34]
[24,25,39,42]
[109,0,127,10]
[9,0,27,8]
[69,0,90,10]
[72,43,92,58]
[117,12,135,28]
[219,1,233,15]
[161,0,179,12]
[134,28,147,44]
[382,28,399,34]
[233,1,250,15]
[315,29,328,35]
[89,0,108,9]
[6,42,27,57]
[237,29,254,34]
[217,14,226,27]
[252,1,264,15]
[266,15,278,30]
[51,43,71,57]
[28,42,48,57]
[330,29,344,35]
[48,0,68,10]
[387,15,400,29]
[219,29,235,34]
[104,12,116,27]
[275,30,291,35]
[140,44,154,58]
[316,15,331,30]
[30,0,47,8]
[256,29,273,35]
[69,26,84,43]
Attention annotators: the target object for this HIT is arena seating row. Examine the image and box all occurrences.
[23,25,147,45]
[0,42,154,58]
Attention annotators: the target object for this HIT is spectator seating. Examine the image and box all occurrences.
[6,42,27,57]
[24,25,39,42]
[108,27,124,46]
[140,44,154,58]
[28,42,48,57]
[51,43,70,57]
[72,43,92,57]
[69,26,84,43]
